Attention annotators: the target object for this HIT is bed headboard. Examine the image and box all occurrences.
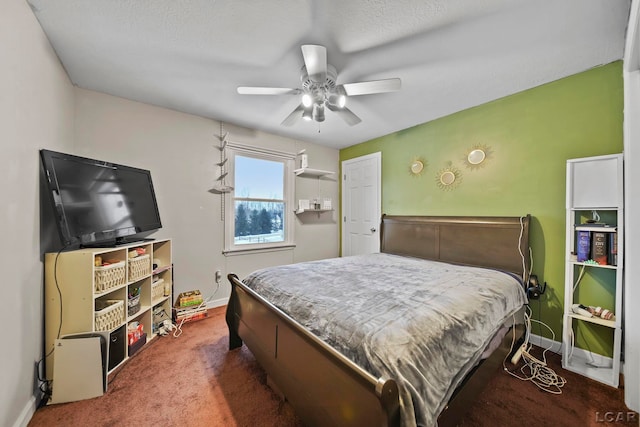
[380,214,531,281]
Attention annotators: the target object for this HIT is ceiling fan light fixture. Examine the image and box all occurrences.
[327,92,346,109]
[312,103,325,122]
[302,107,313,121]
[237,44,400,128]
[301,93,313,108]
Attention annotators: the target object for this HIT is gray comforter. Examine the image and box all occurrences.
[242,253,527,427]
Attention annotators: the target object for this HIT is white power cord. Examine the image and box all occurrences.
[503,307,567,394]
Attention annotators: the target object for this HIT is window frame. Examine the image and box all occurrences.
[223,142,295,254]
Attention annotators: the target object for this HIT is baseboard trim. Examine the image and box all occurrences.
[12,396,36,427]
[529,333,562,355]
[206,298,227,309]
[529,333,621,374]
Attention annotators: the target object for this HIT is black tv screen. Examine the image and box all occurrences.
[40,149,162,247]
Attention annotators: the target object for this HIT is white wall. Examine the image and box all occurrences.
[2,3,338,425]
[623,0,640,412]
[1,1,76,426]
[73,89,340,305]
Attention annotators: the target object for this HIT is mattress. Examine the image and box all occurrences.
[242,253,527,427]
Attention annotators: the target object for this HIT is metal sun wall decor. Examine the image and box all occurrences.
[409,156,427,177]
[463,144,492,170]
[436,161,462,190]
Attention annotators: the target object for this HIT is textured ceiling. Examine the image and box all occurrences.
[28,0,631,149]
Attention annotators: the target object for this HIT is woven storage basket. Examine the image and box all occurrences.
[94,261,126,293]
[95,300,125,331]
[151,279,165,300]
[128,254,150,282]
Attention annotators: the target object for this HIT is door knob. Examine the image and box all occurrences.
[370,227,376,233]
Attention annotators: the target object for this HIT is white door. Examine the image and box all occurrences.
[341,152,381,256]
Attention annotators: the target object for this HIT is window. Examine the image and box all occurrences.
[224,143,295,253]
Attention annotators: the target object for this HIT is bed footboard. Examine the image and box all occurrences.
[226,273,401,427]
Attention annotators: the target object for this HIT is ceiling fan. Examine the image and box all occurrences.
[237,45,401,127]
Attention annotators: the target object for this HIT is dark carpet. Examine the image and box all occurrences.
[29,306,637,426]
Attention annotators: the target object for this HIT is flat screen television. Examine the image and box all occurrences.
[40,149,162,247]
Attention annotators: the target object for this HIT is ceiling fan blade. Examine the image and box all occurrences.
[340,78,401,96]
[301,45,327,83]
[326,104,362,126]
[281,103,305,126]
[237,87,301,95]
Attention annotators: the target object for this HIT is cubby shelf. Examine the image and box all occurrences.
[44,239,173,383]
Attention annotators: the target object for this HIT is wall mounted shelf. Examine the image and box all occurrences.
[295,208,334,215]
[294,167,334,177]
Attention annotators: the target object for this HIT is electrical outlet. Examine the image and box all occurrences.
[215,270,222,283]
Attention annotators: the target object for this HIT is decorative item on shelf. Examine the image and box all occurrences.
[298,149,309,169]
[322,198,332,210]
[436,162,462,190]
[298,199,310,211]
[463,144,492,170]
[409,156,427,176]
[313,199,322,210]
[593,306,615,321]
[571,303,594,318]
[571,304,615,321]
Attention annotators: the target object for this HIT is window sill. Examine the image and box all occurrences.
[223,244,296,257]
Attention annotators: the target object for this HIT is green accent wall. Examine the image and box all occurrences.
[340,61,623,356]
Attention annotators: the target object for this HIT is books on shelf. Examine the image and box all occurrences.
[575,227,617,266]
[576,230,591,262]
[591,231,608,265]
[608,232,618,266]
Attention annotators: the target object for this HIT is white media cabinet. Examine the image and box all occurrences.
[44,239,173,383]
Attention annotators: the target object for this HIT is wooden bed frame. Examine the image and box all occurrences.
[226,214,531,426]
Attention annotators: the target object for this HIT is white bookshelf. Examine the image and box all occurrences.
[562,154,623,388]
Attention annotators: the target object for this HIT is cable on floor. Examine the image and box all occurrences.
[503,306,567,394]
